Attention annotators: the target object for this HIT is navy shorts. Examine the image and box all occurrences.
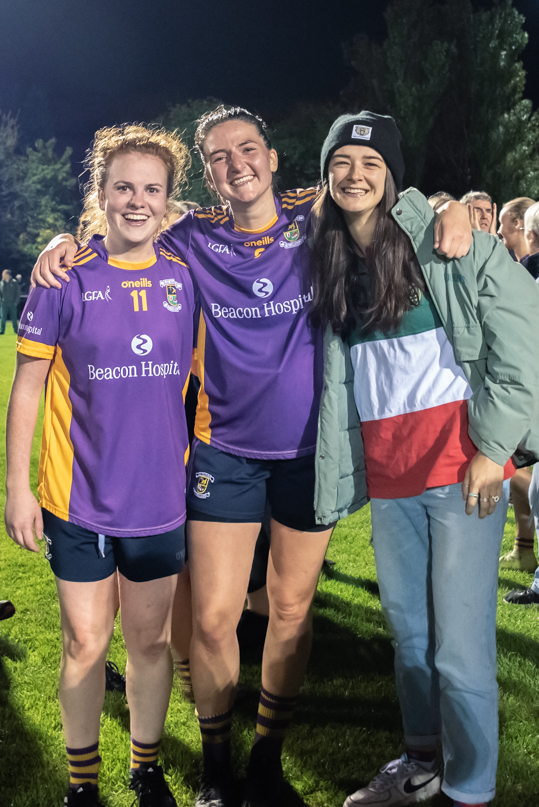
[42,509,186,583]
[186,440,332,533]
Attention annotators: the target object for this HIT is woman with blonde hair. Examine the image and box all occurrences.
[5,123,194,807]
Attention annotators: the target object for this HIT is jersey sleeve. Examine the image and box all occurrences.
[16,283,65,360]
[158,211,194,262]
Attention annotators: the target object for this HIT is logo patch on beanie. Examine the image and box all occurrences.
[352,125,372,140]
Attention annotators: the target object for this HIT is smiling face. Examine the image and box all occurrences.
[98,151,168,258]
[202,120,278,211]
[328,145,387,220]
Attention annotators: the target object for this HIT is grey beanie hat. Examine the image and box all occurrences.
[320,111,405,190]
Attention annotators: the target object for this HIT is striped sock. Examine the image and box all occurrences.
[515,535,534,551]
[198,709,233,772]
[66,741,101,789]
[253,687,296,757]
[130,737,160,771]
[176,658,193,700]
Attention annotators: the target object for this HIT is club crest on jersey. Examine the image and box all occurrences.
[193,472,215,499]
[160,278,183,312]
[284,220,300,243]
[352,125,372,140]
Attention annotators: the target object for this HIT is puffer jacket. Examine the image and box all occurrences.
[314,188,539,525]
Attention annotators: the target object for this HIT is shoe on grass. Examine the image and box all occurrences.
[503,587,539,606]
[105,660,126,694]
[499,549,538,572]
[194,770,233,806]
[0,600,15,621]
[64,783,103,806]
[129,765,177,806]
[241,745,283,807]
[343,754,441,806]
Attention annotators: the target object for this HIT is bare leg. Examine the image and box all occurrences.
[120,572,177,742]
[500,468,536,571]
[170,564,193,661]
[56,574,117,747]
[262,520,333,696]
[188,521,259,716]
[247,585,270,617]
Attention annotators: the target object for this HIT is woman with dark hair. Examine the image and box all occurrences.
[311,112,539,807]
[30,105,472,807]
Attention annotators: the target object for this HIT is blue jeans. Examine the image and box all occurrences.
[371,482,508,803]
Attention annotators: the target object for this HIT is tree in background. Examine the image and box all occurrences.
[158,98,224,206]
[271,102,345,189]
[0,113,78,285]
[343,0,539,201]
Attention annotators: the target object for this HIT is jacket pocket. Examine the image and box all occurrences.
[451,324,487,362]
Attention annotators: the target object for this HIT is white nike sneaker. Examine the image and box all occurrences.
[343,754,441,806]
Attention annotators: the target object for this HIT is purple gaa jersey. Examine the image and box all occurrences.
[17,236,195,537]
[159,189,323,459]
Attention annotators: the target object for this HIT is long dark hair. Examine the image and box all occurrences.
[310,169,425,337]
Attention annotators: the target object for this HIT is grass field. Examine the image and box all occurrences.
[1,330,539,806]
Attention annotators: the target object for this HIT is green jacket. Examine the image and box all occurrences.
[314,188,539,525]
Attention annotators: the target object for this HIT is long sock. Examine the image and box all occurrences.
[67,741,101,789]
[176,658,193,700]
[253,687,297,758]
[130,737,160,771]
[198,709,233,773]
[515,535,534,551]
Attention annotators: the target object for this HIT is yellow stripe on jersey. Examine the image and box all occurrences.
[108,255,157,270]
[17,337,56,360]
[193,311,212,445]
[72,251,98,266]
[234,212,278,234]
[159,248,189,267]
[38,345,75,519]
[182,370,191,466]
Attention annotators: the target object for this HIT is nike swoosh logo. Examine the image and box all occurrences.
[403,773,438,794]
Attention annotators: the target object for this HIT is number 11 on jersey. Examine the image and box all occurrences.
[131,290,148,312]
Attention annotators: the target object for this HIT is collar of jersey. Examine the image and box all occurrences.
[107,254,157,270]
[233,211,279,234]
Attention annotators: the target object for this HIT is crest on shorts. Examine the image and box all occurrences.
[160,278,183,312]
[284,220,300,243]
[193,471,215,499]
[351,125,372,140]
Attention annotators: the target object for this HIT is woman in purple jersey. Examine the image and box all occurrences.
[31,106,473,807]
[5,124,193,807]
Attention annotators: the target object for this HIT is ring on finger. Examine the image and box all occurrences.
[482,497,489,503]
[467,492,479,498]
[491,495,500,503]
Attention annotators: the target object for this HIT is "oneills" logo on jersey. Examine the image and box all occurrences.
[244,236,274,247]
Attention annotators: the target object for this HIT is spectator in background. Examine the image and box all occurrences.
[428,191,456,212]
[497,197,535,266]
[524,201,539,280]
[0,269,21,335]
[460,190,497,234]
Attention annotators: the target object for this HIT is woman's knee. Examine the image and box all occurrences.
[192,606,238,652]
[62,624,112,667]
[268,592,313,629]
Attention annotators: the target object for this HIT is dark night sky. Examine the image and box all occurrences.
[1,0,538,171]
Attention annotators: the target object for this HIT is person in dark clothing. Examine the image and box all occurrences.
[524,201,539,280]
[0,270,21,334]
